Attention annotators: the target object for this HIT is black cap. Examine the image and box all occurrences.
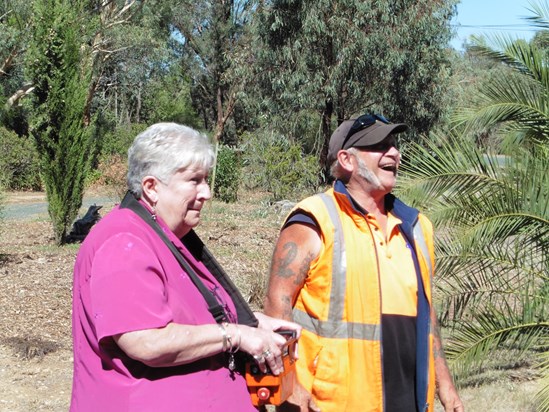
[328,116,408,163]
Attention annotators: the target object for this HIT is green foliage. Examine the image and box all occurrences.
[170,0,254,143]
[85,0,172,126]
[213,145,241,203]
[100,123,148,158]
[0,126,41,190]
[0,1,32,136]
[397,8,549,407]
[241,130,321,201]
[398,133,549,382]
[251,0,457,171]
[0,186,4,238]
[454,36,549,150]
[143,73,200,127]
[26,0,97,244]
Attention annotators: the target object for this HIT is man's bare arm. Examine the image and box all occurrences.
[264,222,320,320]
[265,222,321,412]
[431,307,465,412]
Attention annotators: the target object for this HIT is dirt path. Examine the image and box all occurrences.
[3,191,117,220]
[0,191,118,411]
[0,218,75,411]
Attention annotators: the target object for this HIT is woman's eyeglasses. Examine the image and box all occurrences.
[341,113,390,151]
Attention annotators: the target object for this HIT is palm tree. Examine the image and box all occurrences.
[397,2,549,409]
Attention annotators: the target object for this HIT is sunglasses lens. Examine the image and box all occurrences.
[368,138,398,152]
[376,114,389,124]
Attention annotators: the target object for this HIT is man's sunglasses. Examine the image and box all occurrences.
[340,113,390,151]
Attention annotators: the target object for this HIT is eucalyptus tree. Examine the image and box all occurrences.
[252,0,457,172]
[170,0,254,144]
[0,0,33,133]
[0,0,31,99]
[86,0,175,126]
[397,3,549,408]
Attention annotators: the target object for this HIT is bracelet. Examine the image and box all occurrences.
[228,325,241,354]
[224,322,234,351]
[218,323,228,352]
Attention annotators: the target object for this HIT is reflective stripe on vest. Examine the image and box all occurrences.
[292,192,381,341]
[292,193,431,342]
[413,223,433,279]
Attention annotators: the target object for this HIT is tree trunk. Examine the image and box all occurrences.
[320,98,334,182]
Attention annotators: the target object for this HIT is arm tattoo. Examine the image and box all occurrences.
[275,242,298,279]
[295,251,316,286]
[281,295,293,319]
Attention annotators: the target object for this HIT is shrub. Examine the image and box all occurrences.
[241,130,321,201]
[94,154,128,201]
[89,124,145,201]
[100,123,148,158]
[0,127,42,190]
[213,145,241,203]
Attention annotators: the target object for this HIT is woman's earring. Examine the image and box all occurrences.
[151,203,157,221]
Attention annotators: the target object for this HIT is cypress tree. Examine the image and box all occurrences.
[26,0,97,244]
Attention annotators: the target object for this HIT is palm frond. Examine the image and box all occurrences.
[445,296,549,380]
[536,347,549,411]
[400,7,549,396]
[399,129,549,391]
[526,1,549,30]
[435,232,546,322]
[452,29,549,145]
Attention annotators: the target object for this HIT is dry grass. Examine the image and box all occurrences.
[0,188,543,411]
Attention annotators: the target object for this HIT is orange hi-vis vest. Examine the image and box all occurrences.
[289,184,436,412]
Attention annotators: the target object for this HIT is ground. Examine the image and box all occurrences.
[0,193,77,411]
[0,190,543,411]
[0,189,282,411]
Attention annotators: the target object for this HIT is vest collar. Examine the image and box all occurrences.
[333,179,419,226]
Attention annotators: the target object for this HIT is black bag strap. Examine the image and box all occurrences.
[181,230,259,327]
[119,191,258,327]
[120,192,227,323]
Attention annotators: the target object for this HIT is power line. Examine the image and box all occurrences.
[450,23,539,32]
[454,24,533,28]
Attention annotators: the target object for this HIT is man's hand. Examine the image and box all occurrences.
[438,382,464,412]
[432,307,464,412]
[277,382,321,412]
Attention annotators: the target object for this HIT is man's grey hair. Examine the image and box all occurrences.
[329,147,360,183]
[127,123,215,198]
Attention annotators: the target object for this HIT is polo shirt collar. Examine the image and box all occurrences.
[333,179,419,226]
[333,179,391,215]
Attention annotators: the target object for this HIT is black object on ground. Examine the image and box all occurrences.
[66,204,102,243]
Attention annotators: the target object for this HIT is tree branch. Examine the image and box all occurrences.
[1,47,19,77]
[5,83,35,108]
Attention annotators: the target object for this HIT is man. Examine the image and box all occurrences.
[264,114,464,412]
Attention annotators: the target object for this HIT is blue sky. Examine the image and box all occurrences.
[451,0,540,50]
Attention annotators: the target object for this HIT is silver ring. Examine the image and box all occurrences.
[262,349,272,358]
[253,354,265,362]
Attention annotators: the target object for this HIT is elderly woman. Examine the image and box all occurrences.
[71,123,300,411]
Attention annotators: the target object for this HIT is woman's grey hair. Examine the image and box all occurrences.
[127,123,215,198]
